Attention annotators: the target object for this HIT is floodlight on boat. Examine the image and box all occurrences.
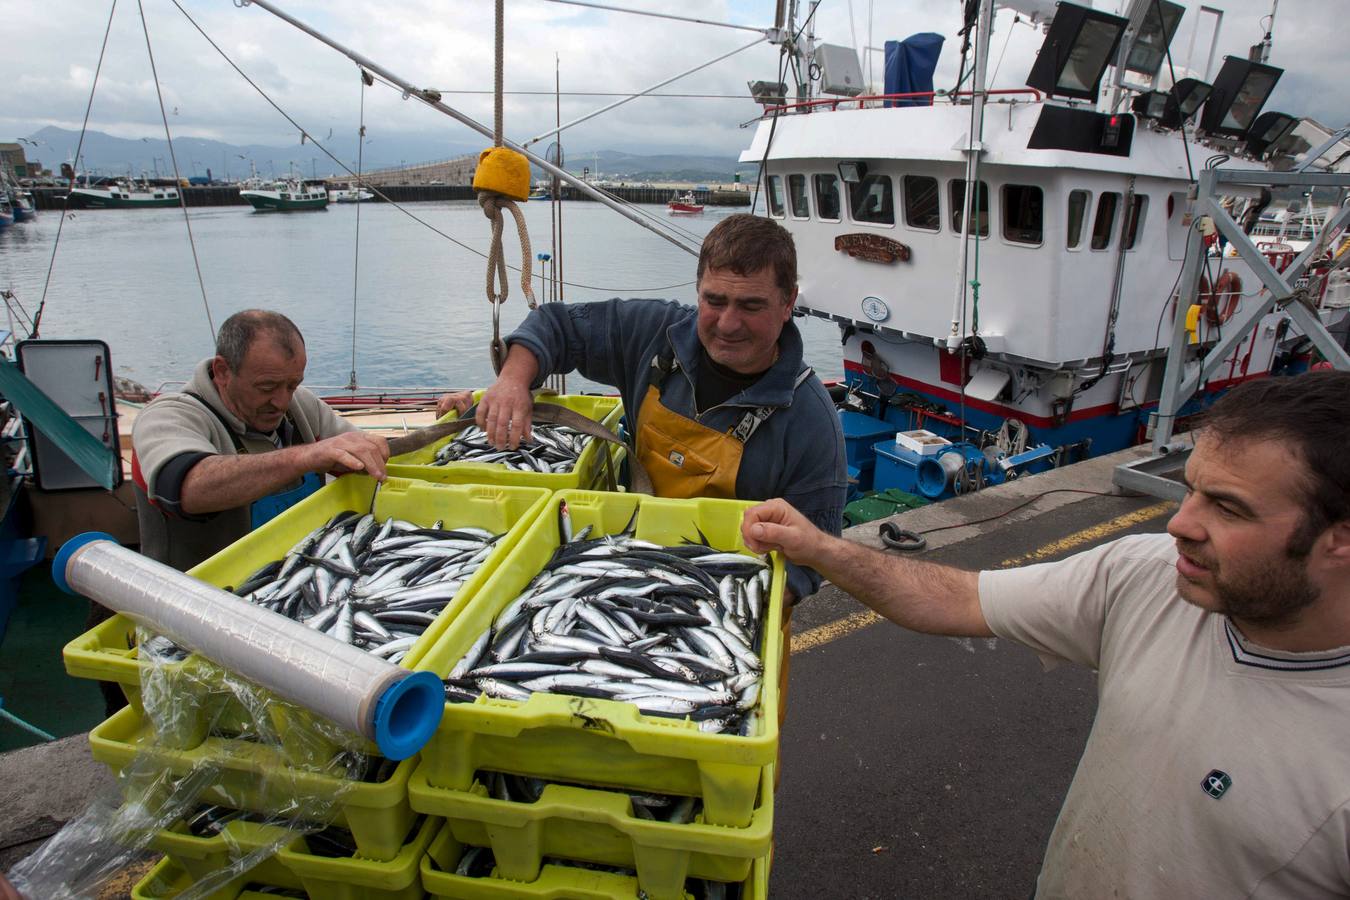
[1025,2,1129,101]
[1173,78,1211,119]
[1130,90,1169,121]
[1155,77,1211,129]
[838,161,868,184]
[1245,111,1299,159]
[748,81,788,106]
[1199,56,1283,140]
[1121,0,1184,85]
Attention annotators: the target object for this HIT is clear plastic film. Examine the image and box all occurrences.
[7,628,369,900]
[57,539,422,743]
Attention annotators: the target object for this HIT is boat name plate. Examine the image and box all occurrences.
[834,233,911,264]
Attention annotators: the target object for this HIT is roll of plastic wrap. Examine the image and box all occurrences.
[54,533,443,760]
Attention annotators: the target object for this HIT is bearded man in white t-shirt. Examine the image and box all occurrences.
[742,370,1350,899]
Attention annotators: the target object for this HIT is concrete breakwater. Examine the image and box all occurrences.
[30,184,750,210]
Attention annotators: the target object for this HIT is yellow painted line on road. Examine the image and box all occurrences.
[790,609,882,653]
[994,500,1175,569]
[789,499,1177,655]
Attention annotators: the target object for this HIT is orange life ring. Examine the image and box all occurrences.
[1202,271,1242,326]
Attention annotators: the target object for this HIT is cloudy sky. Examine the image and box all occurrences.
[3,0,1344,162]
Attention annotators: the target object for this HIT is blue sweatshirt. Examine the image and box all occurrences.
[508,297,847,599]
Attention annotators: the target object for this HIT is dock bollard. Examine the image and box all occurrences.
[53,532,443,760]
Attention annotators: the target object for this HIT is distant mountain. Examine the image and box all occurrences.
[543,149,755,184]
[20,126,480,181]
[16,127,756,185]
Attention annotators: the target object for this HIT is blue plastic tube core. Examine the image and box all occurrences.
[53,532,121,595]
[371,670,444,760]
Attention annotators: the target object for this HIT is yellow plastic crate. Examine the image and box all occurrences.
[386,393,624,492]
[90,705,419,863]
[150,816,304,896]
[420,820,770,900]
[413,490,786,828]
[131,858,301,899]
[62,475,553,739]
[408,765,773,900]
[275,814,439,900]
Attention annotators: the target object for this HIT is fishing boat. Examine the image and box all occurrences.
[67,178,180,209]
[9,190,36,222]
[667,190,704,213]
[329,183,374,203]
[0,195,13,229]
[238,178,329,212]
[2,176,36,223]
[737,0,1350,499]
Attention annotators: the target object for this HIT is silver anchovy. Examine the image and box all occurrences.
[443,534,772,735]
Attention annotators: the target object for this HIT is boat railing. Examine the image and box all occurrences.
[763,88,1044,116]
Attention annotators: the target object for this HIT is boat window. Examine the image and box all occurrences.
[949,180,989,236]
[1066,190,1090,249]
[788,174,810,218]
[1123,195,1148,250]
[848,174,894,225]
[766,175,785,217]
[1091,192,1120,250]
[814,174,841,221]
[903,175,940,231]
[1002,184,1043,244]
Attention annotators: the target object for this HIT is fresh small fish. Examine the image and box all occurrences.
[443,532,774,734]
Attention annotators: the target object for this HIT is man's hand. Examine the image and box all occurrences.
[477,379,534,449]
[434,390,474,419]
[0,873,22,900]
[304,431,390,480]
[476,345,541,449]
[741,498,833,568]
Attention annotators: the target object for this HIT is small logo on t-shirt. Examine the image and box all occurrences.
[1202,770,1232,799]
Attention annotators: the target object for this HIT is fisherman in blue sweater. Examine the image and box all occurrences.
[448,213,847,602]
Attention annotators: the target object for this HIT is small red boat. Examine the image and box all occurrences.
[667,191,704,214]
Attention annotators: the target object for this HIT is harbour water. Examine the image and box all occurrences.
[0,200,845,394]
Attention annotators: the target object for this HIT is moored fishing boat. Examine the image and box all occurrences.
[329,183,373,203]
[67,178,180,208]
[239,178,329,211]
[738,0,1350,500]
[2,176,36,222]
[9,190,36,222]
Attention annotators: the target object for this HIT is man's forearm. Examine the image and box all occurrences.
[500,343,541,386]
[808,535,991,637]
[178,446,315,515]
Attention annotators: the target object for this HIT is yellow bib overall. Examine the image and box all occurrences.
[634,353,812,500]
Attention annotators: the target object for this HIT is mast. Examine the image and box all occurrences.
[945,0,994,351]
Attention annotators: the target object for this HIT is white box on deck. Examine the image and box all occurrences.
[896,429,951,456]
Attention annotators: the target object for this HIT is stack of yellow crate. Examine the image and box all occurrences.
[409,491,779,900]
[62,397,778,899]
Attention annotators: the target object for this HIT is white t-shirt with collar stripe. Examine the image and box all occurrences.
[980,533,1350,899]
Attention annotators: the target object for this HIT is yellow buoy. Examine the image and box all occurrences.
[472,147,530,201]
